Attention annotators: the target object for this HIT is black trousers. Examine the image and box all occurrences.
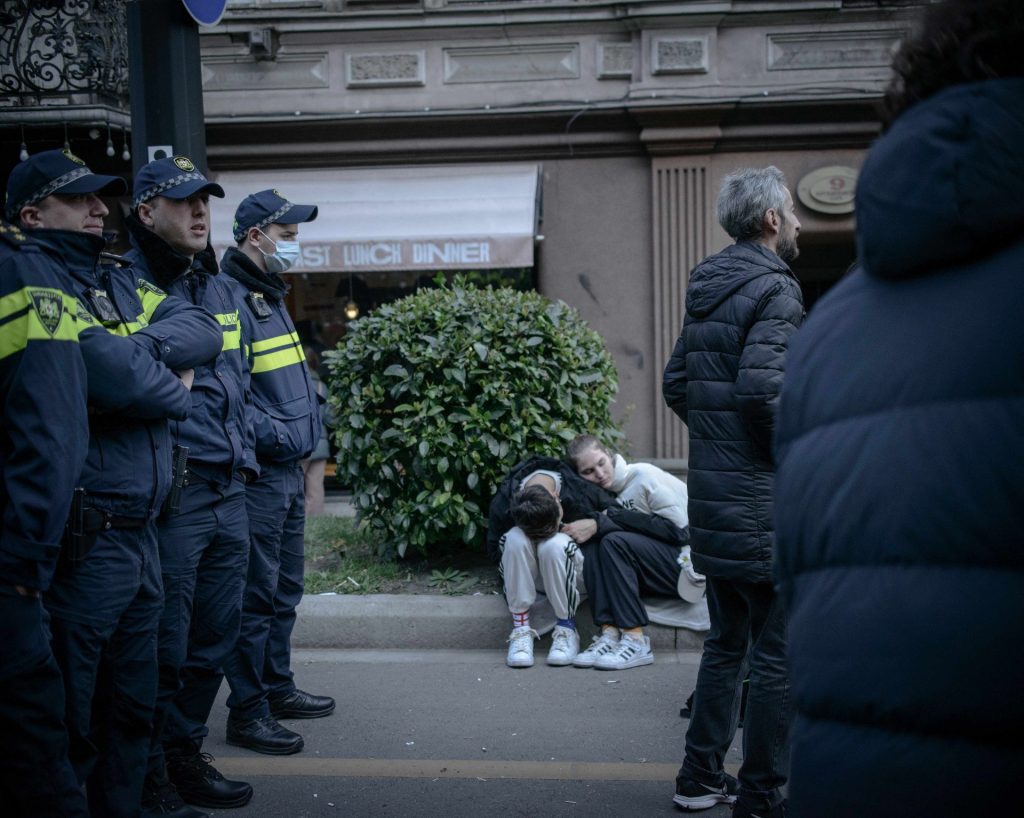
[0,584,89,818]
[583,531,679,628]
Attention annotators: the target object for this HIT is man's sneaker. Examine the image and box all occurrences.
[546,626,580,666]
[594,633,653,670]
[573,629,620,668]
[506,626,538,668]
[733,798,787,818]
[166,744,253,809]
[672,772,738,810]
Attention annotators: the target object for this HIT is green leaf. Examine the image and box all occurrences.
[473,342,488,361]
[419,440,429,457]
[383,364,409,378]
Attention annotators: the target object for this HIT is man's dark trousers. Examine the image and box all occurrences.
[47,524,162,818]
[681,577,791,811]
[224,462,305,717]
[149,472,249,771]
[0,585,90,818]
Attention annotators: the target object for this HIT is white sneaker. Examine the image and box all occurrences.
[506,626,538,668]
[546,626,580,666]
[572,629,620,668]
[594,633,653,670]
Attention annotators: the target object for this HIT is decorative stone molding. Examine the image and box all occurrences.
[598,43,634,80]
[346,51,425,88]
[202,52,329,91]
[443,44,579,84]
[651,36,708,75]
[768,30,903,71]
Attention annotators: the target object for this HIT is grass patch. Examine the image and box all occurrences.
[303,515,500,596]
[303,516,408,595]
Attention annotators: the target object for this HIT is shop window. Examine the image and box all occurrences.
[288,267,533,353]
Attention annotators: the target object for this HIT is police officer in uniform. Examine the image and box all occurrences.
[220,190,334,755]
[7,148,225,818]
[125,156,256,815]
[1,168,91,818]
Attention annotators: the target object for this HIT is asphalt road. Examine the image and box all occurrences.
[200,648,742,818]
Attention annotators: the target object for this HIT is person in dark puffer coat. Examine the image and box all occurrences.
[663,166,804,817]
[773,2,1024,816]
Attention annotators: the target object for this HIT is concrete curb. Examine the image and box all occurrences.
[292,594,707,652]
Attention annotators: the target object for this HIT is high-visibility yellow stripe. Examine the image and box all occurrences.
[251,342,304,374]
[135,281,167,323]
[0,287,80,361]
[251,330,301,354]
[216,311,241,352]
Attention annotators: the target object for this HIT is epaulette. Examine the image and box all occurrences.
[0,221,29,247]
[100,251,133,268]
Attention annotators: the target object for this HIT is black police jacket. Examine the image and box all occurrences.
[126,215,258,480]
[221,247,320,465]
[30,229,223,520]
[0,222,89,590]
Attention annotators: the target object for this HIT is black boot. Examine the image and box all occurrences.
[227,714,304,755]
[268,689,336,719]
[166,742,253,809]
[141,767,208,818]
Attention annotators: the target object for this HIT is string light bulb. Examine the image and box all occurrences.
[106,122,115,157]
[19,125,28,161]
[344,273,359,320]
[121,129,131,162]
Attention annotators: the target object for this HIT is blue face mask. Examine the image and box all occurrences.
[257,229,301,274]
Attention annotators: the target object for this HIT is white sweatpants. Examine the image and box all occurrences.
[499,527,584,621]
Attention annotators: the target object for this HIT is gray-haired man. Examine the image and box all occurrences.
[662,166,804,818]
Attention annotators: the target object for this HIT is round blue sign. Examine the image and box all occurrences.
[181,0,228,27]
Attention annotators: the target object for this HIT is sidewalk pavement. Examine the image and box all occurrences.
[294,494,708,653]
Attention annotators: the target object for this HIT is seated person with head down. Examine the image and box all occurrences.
[486,457,615,669]
[563,434,704,672]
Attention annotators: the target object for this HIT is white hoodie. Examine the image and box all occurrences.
[607,454,689,530]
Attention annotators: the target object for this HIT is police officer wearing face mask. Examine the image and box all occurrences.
[219,190,334,756]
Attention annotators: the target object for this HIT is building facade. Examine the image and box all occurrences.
[3,0,928,460]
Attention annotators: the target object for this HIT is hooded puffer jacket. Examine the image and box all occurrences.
[663,241,803,582]
[774,78,1024,817]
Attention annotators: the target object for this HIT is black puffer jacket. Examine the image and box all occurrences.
[485,456,615,563]
[663,241,803,582]
[774,78,1024,817]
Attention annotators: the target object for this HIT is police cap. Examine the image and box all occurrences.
[133,155,225,209]
[232,189,318,242]
[5,148,127,221]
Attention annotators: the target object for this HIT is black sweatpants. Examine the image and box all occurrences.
[583,531,680,628]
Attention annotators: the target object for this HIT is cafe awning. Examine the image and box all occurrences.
[209,164,541,273]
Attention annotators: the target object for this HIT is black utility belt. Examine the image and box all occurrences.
[81,508,148,533]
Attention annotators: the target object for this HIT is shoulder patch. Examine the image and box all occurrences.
[30,289,64,336]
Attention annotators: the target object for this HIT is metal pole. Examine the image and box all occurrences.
[127,0,208,174]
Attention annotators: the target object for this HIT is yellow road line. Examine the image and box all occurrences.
[213,757,690,782]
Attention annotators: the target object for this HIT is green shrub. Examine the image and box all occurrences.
[323,276,621,557]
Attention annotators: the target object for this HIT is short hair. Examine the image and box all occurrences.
[566,434,612,471]
[884,0,1024,127]
[511,485,561,541]
[716,166,789,242]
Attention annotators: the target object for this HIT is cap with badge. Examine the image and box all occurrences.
[5,148,127,221]
[132,155,225,209]
[232,189,318,242]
